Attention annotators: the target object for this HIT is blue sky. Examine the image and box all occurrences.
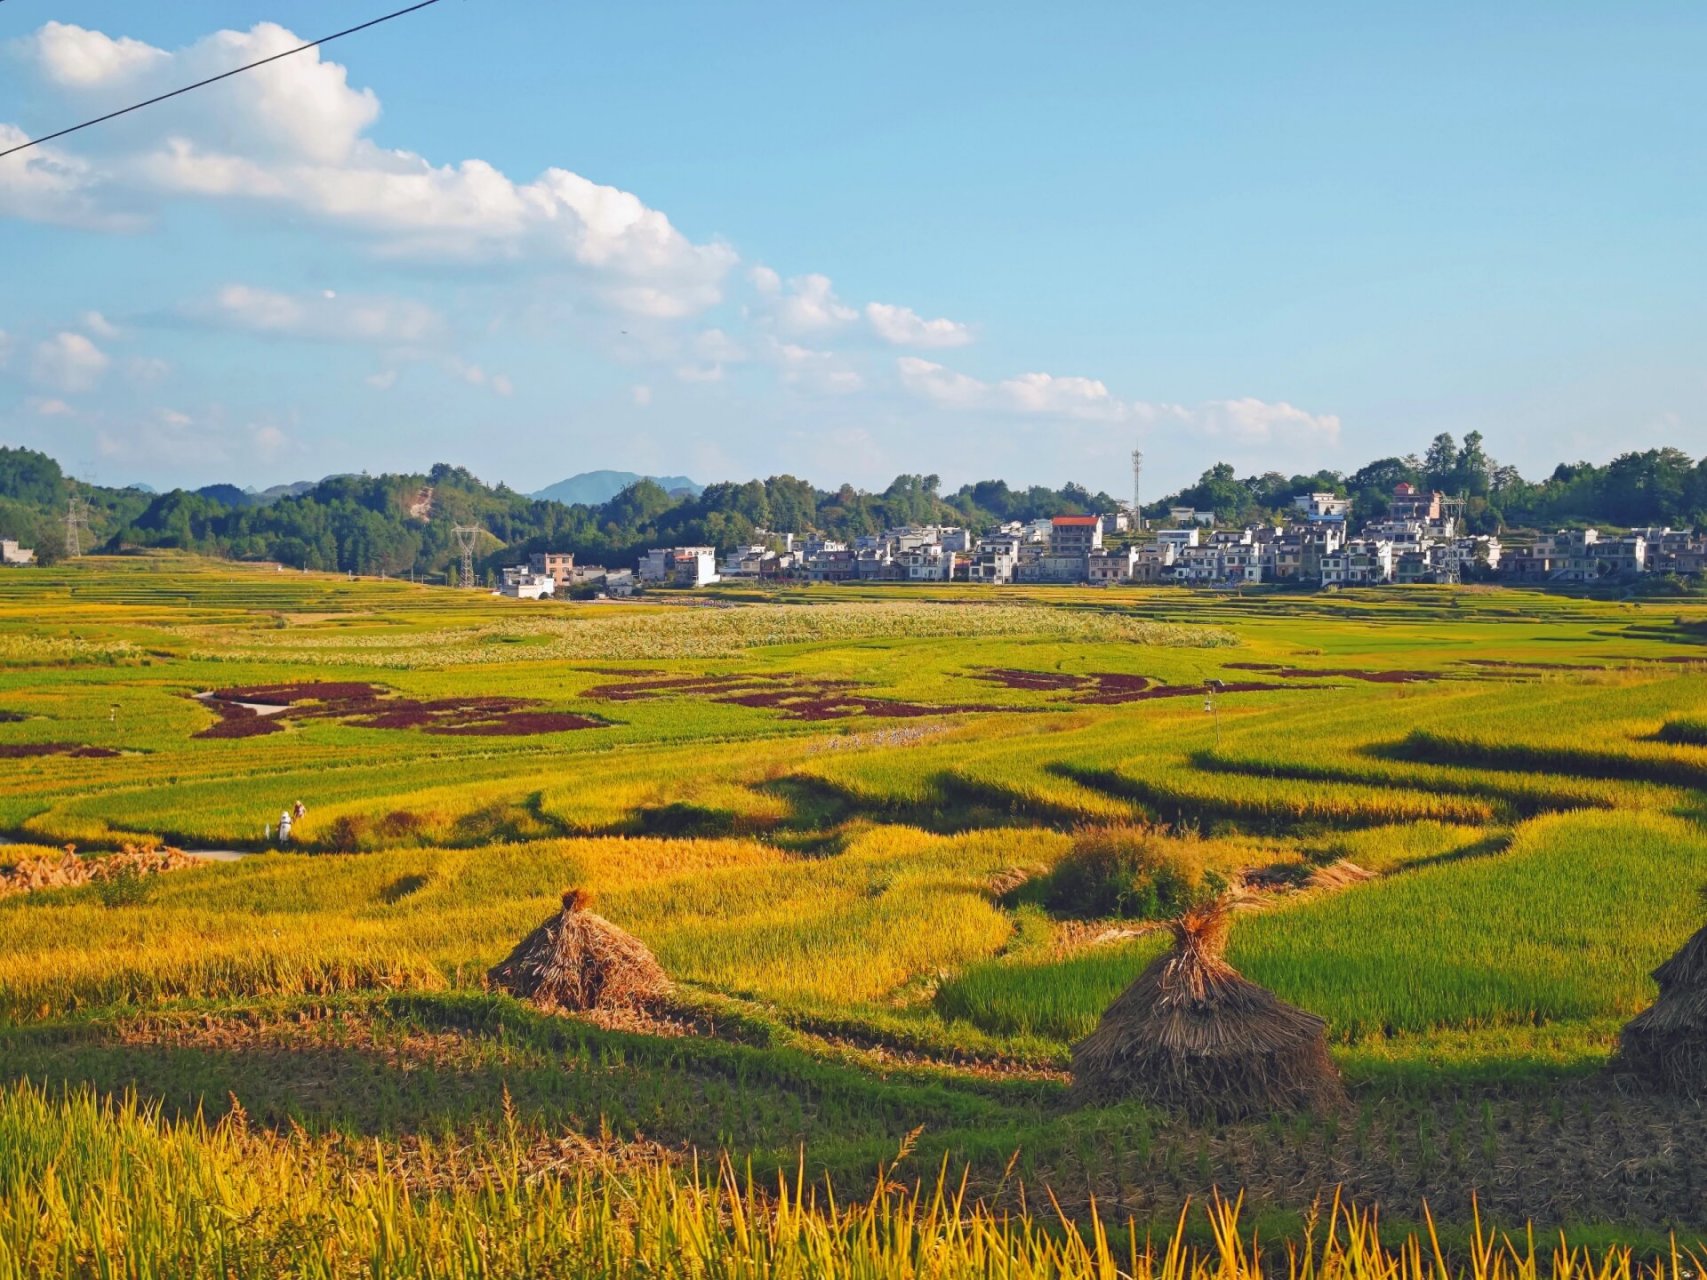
[1,2,1702,496]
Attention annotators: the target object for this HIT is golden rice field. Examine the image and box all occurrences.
[5,553,1707,1275]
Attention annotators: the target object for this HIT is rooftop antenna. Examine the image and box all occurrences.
[451,524,481,589]
[1130,441,1144,532]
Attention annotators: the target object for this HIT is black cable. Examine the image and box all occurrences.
[0,0,445,160]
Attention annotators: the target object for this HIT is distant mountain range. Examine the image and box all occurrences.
[531,471,702,506]
[193,481,317,508]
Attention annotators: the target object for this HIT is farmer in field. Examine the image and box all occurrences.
[278,809,292,844]
[293,799,306,821]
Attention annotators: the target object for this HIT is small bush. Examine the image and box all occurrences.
[377,810,429,840]
[95,864,154,909]
[1045,823,1226,920]
[325,814,370,853]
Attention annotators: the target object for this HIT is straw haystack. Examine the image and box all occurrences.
[489,889,669,1012]
[1069,900,1343,1119]
[1616,922,1707,1094]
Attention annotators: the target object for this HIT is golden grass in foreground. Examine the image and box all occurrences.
[0,1083,1697,1280]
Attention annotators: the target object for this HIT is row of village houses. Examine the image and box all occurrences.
[494,482,1707,597]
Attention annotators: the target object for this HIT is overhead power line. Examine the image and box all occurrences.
[0,0,446,161]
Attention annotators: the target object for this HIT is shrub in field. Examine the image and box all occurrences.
[93,863,154,908]
[325,814,370,853]
[1045,824,1226,920]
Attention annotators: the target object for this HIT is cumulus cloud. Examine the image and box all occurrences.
[630,384,653,406]
[31,331,109,392]
[29,397,74,417]
[441,356,512,395]
[190,283,445,344]
[1191,397,1342,445]
[365,369,398,391]
[769,339,863,395]
[124,355,169,384]
[753,272,858,335]
[81,310,120,338]
[6,22,736,316]
[30,22,168,88]
[865,302,972,349]
[0,125,137,230]
[895,356,1339,445]
[251,423,289,461]
[896,356,988,408]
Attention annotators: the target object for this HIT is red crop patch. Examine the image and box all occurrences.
[1224,662,1446,684]
[585,671,1017,721]
[193,684,607,739]
[0,743,121,759]
[970,668,1318,705]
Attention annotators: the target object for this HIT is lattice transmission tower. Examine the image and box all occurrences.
[451,524,481,589]
[64,489,91,558]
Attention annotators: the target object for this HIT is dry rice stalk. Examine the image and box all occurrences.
[488,889,669,1013]
[1068,899,1343,1119]
[1615,920,1707,1095]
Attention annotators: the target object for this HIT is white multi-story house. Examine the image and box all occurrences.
[499,566,556,599]
[0,540,35,566]
[969,534,1022,584]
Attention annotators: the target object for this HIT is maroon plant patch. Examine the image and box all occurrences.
[1223,662,1445,684]
[193,683,607,739]
[969,667,1320,706]
[585,671,1018,721]
[0,743,121,758]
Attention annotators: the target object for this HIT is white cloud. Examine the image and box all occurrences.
[29,22,168,88]
[865,302,973,349]
[0,124,135,230]
[31,331,109,392]
[693,328,746,363]
[250,423,288,461]
[1191,397,1342,446]
[7,22,736,317]
[748,265,781,295]
[758,273,858,335]
[675,363,725,383]
[894,356,1339,443]
[440,356,512,395]
[997,371,1125,421]
[365,369,398,391]
[81,310,120,338]
[631,384,653,406]
[767,339,864,395]
[29,397,74,417]
[193,283,445,344]
[0,331,9,370]
[896,356,988,407]
[125,355,169,384]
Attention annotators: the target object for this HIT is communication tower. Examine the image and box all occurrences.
[1130,443,1144,531]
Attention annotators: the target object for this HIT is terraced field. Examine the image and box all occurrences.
[5,555,1707,1272]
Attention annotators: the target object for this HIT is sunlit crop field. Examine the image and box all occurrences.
[6,553,1707,1270]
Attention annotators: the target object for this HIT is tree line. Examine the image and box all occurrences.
[1,435,1704,576]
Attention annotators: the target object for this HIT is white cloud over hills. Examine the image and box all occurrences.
[0,17,1342,486]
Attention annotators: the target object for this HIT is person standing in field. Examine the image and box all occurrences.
[278,809,293,844]
[293,800,306,821]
